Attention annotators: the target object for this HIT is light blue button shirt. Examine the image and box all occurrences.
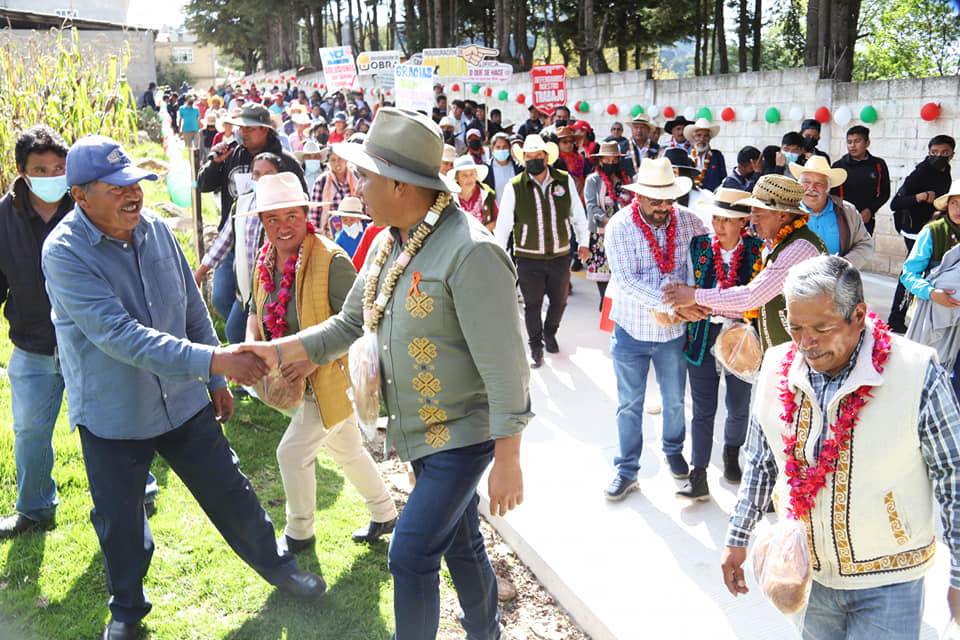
[801,197,841,256]
[41,205,225,439]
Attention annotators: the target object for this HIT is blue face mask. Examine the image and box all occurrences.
[492,149,511,163]
[26,175,69,204]
[305,159,322,173]
[782,151,799,165]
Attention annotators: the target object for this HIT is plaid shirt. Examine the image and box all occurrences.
[605,203,708,342]
[201,194,263,270]
[727,340,960,588]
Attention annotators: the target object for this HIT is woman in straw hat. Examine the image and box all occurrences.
[555,125,589,200]
[664,174,828,352]
[583,141,631,307]
[331,196,371,257]
[449,155,498,231]
[677,189,763,502]
[242,172,398,551]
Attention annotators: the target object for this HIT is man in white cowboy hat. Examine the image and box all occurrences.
[625,113,656,177]
[791,155,873,269]
[236,107,531,640]
[601,157,709,501]
[683,117,727,192]
[239,173,398,553]
[331,195,371,257]
[663,174,829,352]
[494,133,590,367]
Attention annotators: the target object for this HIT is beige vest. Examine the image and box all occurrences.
[755,328,938,589]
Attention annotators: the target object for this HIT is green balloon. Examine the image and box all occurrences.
[471,84,481,94]
[579,101,590,113]
[498,90,508,101]
[631,105,643,117]
[696,107,712,120]
[765,107,780,124]
[860,105,878,123]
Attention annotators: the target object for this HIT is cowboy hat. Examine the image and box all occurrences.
[223,103,273,128]
[438,115,457,129]
[335,196,371,220]
[589,141,626,158]
[738,174,806,215]
[332,107,460,193]
[441,144,458,164]
[935,179,960,211]
[555,126,576,140]
[683,118,720,140]
[448,154,489,183]
[235,172,327,217]
[627,113,653,129]
[789,155,848,189]
[623,157,692,200]
[664,115,693,133]
[291,112,311,126]
[511,134,559,166]
[294,139,323,163]
[697,188,753,219]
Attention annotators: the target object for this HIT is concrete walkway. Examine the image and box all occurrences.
[478,271,952,639]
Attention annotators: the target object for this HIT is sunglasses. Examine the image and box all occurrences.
[647,199,675,207]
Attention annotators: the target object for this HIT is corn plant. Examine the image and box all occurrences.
[0,28,139,191]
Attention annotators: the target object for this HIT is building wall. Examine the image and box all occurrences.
[0,0,130,23]
[155,40,218,89]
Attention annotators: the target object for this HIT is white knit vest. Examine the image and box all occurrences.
[755,327,938,589]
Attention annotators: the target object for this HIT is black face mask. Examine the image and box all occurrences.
[555,119,568,127]
[464,108,474,119]
[600,163,618,175]
[316,133,329,145]
[468,139,482,151]
[525,158,546,175]
[802,137,818,152]
[443,130,454,143]
[929,155,951,171]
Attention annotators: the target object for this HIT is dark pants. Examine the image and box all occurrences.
[516,255,571,349]
[686,324,752,469]
[78,404,297,623]
[888,237,916,332]
[388,441,499,640]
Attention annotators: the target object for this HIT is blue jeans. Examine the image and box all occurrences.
[211,250,249,344]
[610,326,687,481]
[388,441,499,640]
[686,324,751,469]
[800,578,924,639]
[77,404,296,623]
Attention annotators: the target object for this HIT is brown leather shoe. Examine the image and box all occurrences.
[0,514,53,539]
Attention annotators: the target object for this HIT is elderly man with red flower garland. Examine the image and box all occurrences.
[601,157,709,501]
[720,255,960,639]
[243,172,398,554]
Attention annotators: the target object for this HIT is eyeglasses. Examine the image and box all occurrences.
[647,199,675,207]
[611,128,623,132]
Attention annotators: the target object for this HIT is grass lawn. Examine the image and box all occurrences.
[0,163,403,638]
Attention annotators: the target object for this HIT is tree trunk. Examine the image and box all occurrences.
[346,0,357,51]
[737,0,747,72]
[805,0,820,67]
[824,0,860,81]
[334,0,344,46]
[694,0,702,75]
[514,0,532,69]
[752,0,761,70]
[716,0,728,73]
[577,0,588,75]
[389,0,396,50]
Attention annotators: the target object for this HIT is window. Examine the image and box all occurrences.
[172,47,194,64]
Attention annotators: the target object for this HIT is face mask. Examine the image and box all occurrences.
[555,119,568,127]
[525,158,546,175]
[305,159,322,173]
[802,137,818,152]
[929,155,951,171]
[492,149,510,163]
[317,133,329,145]
[464,109,474,119]
[601,163,618,175]
[341,221,362,238]
[26,175,69,203]
[782,151,799,164]
[443,130,454,143]
[468,139,482,151]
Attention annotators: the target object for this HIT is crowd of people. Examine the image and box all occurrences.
[1,75,959,640]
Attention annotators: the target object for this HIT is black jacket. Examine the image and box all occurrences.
[831,153,891,223]
[0,178,73,355]
[197,132,306,230]
[890,158,952,234]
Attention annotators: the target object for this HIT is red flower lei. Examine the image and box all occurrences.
[711,235,746,289]
[600,169,632,209]
[631,197,676,274]
[256,221,317,339]
[778,312,892,520]
[691,148,712,188]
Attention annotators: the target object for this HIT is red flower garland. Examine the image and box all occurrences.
[599,168,632,208]
[778,312,892,520]
[711,235,746,289]
[256,221,317,339]
[631,197,676,274]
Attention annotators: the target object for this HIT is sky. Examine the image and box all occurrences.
[127,0,188,29]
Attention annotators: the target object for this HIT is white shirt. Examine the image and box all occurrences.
[494,171,589,251]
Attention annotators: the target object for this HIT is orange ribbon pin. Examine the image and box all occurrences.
[407,271,422,297]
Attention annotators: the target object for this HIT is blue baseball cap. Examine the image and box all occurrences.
[66,135,159,187]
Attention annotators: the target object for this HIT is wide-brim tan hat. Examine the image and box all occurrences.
[789,155,847,189]
[590,141,626,158]
[441,144,457,164]
[697,187,753,219]
[332,107,460,193]
[294,139,322,163]
[623,157,692,199]
[235,172,327,217]
[739,174,806,214]
[935,179,960,211]
[335,196,372,220]
[555,126,576,139]
[627,113,653,129]
[683,117,720,140]
[511,134,559,166]
[448,155,489,182]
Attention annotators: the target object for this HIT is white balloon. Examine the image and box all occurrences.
[647,105,660,118]
[834,106,852,125]
[789,106,804,122]
[508,91,517,101]
[742,106,758,121]
[683,106,696,121]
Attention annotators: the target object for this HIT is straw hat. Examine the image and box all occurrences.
[291,112,311,126]
[627,113,653,129]
[789,155,848,189]
[294,139,322,163]
[738,174,805,214]
[935,179,960,211]
[683,117,720,140]
[697,188,753,219]
[441,144,458,163]
[555,126,576,139]
[448,155,489,183]
[335,196,371,220]
[205,112,217,125]
[511,134,559,165]
[438,115,457,129]
[590,141,626,158]
[622,157,692,200]
[235,172,326,217]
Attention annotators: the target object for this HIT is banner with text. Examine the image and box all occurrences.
[468,61,513,84]
[530,64,567,118]
[394,64,435,112]
[356,50,401,76]
[319,46,358,92]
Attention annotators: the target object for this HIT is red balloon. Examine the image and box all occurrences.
[452,83,461,92]
[663,106,676,119]
[921,102,940,121]
[517,93,526,104]
[281,75,286,80]
[574,100,582,111]
[313,83,318,88]
[606,103,618,115]
[484,87,492,97]
[815,106,830,123]
[721,107,735,122]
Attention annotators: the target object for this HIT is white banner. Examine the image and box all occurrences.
[393,64,435,112]
[319,46,358,92]
[356,50,401,76]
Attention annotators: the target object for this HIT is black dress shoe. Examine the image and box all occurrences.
[543,335,559,354]
[0,514,53,539]
[529,348,544,369]
[277,569,327,602]
[102,618,140,640]
[277,534,315,554]
[352,517,398,543]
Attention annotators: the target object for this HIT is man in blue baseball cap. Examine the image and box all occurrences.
[41,135,326,640]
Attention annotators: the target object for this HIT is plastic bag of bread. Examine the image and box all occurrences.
[713,321,762,382]
[652,310,683,327]
[253,367,306,412]
[347,330,381,440]
[752,517,812,615]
